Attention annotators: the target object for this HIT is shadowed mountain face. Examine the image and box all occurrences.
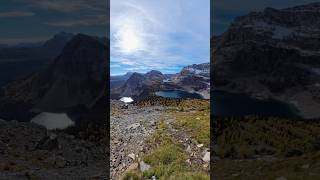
[113,70,165,99]
[0,34,109,121]
[110,72,133,90]
[212,2,320,118]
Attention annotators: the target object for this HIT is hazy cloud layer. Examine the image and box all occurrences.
[212,0,319,35]
[0,11,34,18]
[15,0,108,27]
[45,15,108,27]
[14,0,107,13]
[0,0,108,44]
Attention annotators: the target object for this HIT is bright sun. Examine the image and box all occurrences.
[114,18,144,55]
[119,29,141,53]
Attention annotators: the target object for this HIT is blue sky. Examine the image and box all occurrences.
[212,0,319,35]
[0,0,107,45]
[110,0,210,75]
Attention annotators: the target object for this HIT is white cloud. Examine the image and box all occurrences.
[15,0,107,13]
[14,0,108,28]
[0,36,50,45]
[0,11,34,18]
[45,14,108,27]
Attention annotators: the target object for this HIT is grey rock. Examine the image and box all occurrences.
[202,152,210,163]
[275,177,287,180]
[139,161,151,172]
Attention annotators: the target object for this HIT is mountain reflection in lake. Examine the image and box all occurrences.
[212,91,301,118]
[155,90,203,99]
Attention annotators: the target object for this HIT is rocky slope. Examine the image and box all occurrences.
[212,2,320,118]
[0,119,108,179]
[0,34,108,121]
[110,97,210,179]
[171,63,210,98]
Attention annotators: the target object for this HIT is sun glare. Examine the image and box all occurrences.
[118,28,141,53]
[113,15,145,55]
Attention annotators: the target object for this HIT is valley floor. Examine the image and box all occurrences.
[110,97,210,179]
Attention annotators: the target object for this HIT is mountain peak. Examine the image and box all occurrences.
[60,34,106,59]
[43,32,74,54]
[54,31,73,38]
[146,70,163,75]
[128,72,144,80]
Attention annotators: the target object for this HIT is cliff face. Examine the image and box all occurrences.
[212,3,320,118]
[174,63,210,89]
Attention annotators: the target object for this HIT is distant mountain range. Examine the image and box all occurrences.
[212,2,320,118]
[0,32,74,62]
[110,63,210,99]
[0,32,76,87]
[0,34,108,122]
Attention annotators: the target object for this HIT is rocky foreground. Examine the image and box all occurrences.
[0,119,108,179]
[110,97,210,179]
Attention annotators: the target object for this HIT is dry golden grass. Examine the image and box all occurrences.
[212,116,320,179]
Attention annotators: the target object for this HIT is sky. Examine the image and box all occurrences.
[110,0,210,75]
[0,0,108,45]
[212,0,319,35]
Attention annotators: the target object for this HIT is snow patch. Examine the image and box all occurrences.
[120,97,134,103]
[163,79,172,83]
[31,112,74,130]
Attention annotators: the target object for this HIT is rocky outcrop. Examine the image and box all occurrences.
[212,2,320,118]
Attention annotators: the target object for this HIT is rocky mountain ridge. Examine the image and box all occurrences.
[212,2,320,118]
